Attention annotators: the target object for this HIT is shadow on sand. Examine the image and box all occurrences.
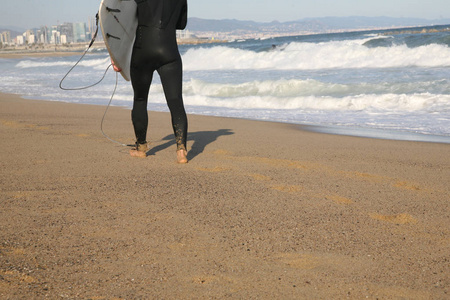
[147,129,234,161]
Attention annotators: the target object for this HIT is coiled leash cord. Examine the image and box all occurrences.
[59,13,104,91]
[59,13,131,147]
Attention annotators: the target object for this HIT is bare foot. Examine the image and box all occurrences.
[177,149,188,164]
[130,149,147,158]
[130,143,148,158]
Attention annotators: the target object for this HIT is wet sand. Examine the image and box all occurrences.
[0,52,83,59]
[1,93,449,298]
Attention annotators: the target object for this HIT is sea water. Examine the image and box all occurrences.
[1,25,450,143]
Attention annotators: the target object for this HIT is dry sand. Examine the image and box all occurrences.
[1,93,449,299]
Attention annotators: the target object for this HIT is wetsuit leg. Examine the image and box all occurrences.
[130,64,154,144]
[157,59,188,150]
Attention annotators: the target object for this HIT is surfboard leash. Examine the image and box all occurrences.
[58,13,133,148]
[100,71,133,147]
[58,13,110,91]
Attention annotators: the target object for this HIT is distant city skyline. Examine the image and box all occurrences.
[1,0,449,30]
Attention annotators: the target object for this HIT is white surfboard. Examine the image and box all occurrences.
[99,0,138,81]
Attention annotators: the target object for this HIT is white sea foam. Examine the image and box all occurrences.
[183,40,450,70]
[16,57,110,69]
[185,78,450,97]
[181,79,450,112]
[184,91,449,112]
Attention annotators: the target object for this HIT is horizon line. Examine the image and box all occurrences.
[2,15,450,31]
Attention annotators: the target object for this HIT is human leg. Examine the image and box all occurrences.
[158,60,188,152]
[130,58,154,157]
[131,65,153,144]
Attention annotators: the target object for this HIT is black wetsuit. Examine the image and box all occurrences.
[131,0,188,150]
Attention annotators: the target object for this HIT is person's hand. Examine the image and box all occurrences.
[111,58,122,72]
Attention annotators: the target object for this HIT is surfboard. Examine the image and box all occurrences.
[98,0,138,81]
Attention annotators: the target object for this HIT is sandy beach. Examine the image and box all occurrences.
[0,52,84,59]
[1,93,449,298]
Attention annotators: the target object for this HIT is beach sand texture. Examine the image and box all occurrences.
[1,93,449,298]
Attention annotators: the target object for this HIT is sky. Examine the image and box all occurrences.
[1,0,449,30]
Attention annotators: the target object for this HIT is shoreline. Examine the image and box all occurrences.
[1,93,449,298]
[0,51,83,59]
[302,124,450,144]
[13,91,450,144]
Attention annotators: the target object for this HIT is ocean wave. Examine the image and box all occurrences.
[184,78,343,98]
[16,57,110,70]
[183,80,450,112]
[182,40,450,70]
[184,78,450,99]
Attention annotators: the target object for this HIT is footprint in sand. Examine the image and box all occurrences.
[1,120,49,130]
[394,181,421,191]
[0,247,37,284]
[370,213,417,225]
[10,191,35,199]
[326,195,353,205]
[0,270,36,284]
[277,253,325,270]
[351,171,423,192]
[0,246,26,256]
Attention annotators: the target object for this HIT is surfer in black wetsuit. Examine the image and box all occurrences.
[113,0,188,163]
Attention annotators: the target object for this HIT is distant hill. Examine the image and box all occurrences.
[0,28,22,38]
[2,16,450,38]
[301,16,450,30]
[186,16,450,34]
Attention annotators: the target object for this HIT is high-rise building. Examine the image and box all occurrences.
[0,31,11,45]
[86,16,96,42]
[5,21,91,46]
[16,35,24,45]
[36,26,53,44]
[73,22,87,43]
[50,25,60,44]
[24,30,35,44]
[59,23,74,43]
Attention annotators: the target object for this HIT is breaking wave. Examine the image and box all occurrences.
[183,39,450,70]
